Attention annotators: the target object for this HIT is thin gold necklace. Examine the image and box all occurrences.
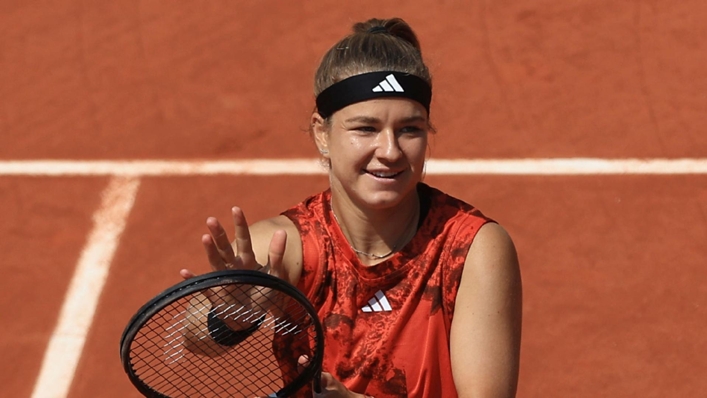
[330,198,419,260]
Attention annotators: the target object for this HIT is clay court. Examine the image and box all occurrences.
[1,1,706,397]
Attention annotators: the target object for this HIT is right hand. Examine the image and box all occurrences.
[179,206,288,328]
[181,206,287,277]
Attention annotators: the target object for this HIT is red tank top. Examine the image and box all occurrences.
[281,183,491,397]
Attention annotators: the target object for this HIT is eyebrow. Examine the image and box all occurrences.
[343,115,427,124]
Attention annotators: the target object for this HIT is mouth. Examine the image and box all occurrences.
[365,170,404,179]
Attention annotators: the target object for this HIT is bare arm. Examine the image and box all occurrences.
[450,222,523,398]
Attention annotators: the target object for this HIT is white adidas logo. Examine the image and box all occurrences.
[372,74,404,93]
[361,290,392,312]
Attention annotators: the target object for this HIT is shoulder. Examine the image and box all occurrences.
[454,222,521,322]
[465,222,519,276]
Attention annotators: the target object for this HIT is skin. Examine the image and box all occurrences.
[180,97,522,397]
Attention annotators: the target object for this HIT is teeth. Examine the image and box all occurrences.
[370,171,399,178]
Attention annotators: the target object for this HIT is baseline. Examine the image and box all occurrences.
[1,158,707,176]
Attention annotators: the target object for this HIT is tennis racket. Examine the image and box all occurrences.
[120,269,324,397]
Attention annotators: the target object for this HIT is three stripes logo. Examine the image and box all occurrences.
[372,74,405,93]
[361,290,392,313]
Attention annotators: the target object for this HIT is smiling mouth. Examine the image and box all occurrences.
[366,170,403,179]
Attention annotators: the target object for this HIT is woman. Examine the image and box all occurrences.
[181,17,522,398]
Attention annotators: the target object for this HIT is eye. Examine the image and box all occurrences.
[352,125,377,133]
[399,125,425,135]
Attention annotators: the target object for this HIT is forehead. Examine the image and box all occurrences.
[333,98,428,122]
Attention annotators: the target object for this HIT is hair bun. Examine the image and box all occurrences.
[367,26,389,34]
[353,18,421,51]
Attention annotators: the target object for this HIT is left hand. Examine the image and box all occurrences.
[315,372,365,398]
[298,356,368,398]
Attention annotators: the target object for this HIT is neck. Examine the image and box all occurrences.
[330,190,420,262]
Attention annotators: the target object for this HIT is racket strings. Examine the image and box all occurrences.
[133,313,275,395]
[128,283,320,397]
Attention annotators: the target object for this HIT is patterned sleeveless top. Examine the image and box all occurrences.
[281,183,491,397]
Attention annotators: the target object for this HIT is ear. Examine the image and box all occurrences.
[311,113,330,157]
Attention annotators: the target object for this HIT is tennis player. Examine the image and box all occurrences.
[181,17,522,398]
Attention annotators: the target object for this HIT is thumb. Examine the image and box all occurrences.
[297,355,310,372]
[315,372,341,396]
[320,371,337,387]
[179,269,196,280]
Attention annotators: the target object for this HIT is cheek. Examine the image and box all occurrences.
[329,145,363,175]
[344,135,372,152]
[332,136,373,165]
[403,137,428,162]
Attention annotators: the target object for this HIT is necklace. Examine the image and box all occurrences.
[330,198,419,260]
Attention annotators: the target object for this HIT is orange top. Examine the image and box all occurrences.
[282,183,491,397]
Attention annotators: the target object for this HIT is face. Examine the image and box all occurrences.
[313,98,429,210]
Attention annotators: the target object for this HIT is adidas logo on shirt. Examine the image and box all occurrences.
[361,290,392,312]
[372,74,405,93]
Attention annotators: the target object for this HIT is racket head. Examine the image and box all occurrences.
[120,270,324,398]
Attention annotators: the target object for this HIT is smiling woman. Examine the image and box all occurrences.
[313,97,429,216]
[180,17,522,398]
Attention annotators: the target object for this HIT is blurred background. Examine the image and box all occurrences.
[1,1,706,397]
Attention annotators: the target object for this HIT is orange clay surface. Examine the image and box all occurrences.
[1,1,706,397]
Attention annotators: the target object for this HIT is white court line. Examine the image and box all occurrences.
[0,158,706,176]
[31,176,141,398]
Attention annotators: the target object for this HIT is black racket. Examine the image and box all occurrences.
[120,270,324,397]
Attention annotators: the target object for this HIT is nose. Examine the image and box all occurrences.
[375,129,403,162]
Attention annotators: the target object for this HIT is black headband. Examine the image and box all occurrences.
[315,71,432,119]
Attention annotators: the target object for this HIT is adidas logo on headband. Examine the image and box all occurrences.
[372,74,405,93]
[315,71,431,118]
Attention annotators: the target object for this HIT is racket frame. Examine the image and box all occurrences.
[120,269,324,398]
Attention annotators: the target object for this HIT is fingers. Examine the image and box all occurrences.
[179,269,196,280]
[179,269,219,304]
[267,229,287,278]
[231,207,258,269]
[202,233,241,271]
[297,355,311,370]
[204,217,240,270]
[200,207,284,276]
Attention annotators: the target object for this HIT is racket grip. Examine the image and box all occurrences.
[207,309,265,346]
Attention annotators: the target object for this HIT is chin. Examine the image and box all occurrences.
[359,184,417,209]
